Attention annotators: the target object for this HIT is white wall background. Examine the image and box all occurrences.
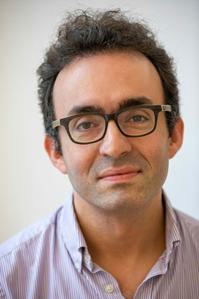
[0,0,198,243]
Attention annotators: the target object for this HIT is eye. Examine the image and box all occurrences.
[70,114,104,133]
[76,121,96,131]
[130,115,149,122]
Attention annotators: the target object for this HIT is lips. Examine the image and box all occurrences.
[98,167,141,182]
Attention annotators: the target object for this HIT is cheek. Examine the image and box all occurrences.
[59,129,96,175]
[138,131,170,171]
[151,119,171,162]
[62,142,98,177]
[152,143,170,182]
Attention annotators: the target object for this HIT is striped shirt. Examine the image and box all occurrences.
[0,191,199,299]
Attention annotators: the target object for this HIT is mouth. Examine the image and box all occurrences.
[98,167,141,183]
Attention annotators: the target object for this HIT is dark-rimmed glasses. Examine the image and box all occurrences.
[52,104,173,144]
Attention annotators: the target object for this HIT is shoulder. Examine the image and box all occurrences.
[174,208,199,230]
[0,205,63,261]
[174,208,199,245]
[0,203,77,298]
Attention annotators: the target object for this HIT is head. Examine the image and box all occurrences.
[37,10,183,215]
[37,9,180,154]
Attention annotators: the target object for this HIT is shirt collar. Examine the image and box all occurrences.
[146,192,181,279]
[59,188,87,273]
[59,189,181,274]
[163,191,181,248]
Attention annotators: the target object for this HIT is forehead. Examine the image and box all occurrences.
[53,51,164,117]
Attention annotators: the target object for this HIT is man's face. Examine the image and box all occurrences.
[49,52,183,213]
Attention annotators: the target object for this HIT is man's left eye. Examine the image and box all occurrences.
[130,115,148,122]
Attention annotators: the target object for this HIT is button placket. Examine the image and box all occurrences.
[105,283,114,294]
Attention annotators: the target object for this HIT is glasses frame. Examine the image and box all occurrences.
[52,104,173,144]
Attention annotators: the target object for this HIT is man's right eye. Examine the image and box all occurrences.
[75,121,95,131]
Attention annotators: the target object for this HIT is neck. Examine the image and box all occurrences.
[73,192,165,261]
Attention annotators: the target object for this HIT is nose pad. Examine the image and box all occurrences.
[99,120,132,158]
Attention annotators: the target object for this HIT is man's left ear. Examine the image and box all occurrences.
[44,135,67,174]
[168,117,184,159]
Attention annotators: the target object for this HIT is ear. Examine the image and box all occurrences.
[44,135,67,174]
[168,117,184,159]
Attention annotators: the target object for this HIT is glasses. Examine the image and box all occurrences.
[52,104,173,144]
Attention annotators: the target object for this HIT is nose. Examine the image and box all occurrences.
[99,120,132,158]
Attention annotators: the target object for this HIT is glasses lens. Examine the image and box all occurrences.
[69,114,105,143]
[118,107,155,136]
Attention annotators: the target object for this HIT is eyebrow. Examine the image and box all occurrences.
[118,97,153,110]
[68,105,104,115]
[67,97,153,115]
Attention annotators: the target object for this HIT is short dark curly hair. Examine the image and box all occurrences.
[37,9,180,153]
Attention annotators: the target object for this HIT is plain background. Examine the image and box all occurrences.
[0,0,198,243]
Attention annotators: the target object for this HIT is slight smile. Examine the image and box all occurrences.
[98,167,141,183]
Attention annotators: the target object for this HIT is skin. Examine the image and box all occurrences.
[45,51,184,297]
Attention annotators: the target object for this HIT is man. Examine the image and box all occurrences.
[0,9,198,299]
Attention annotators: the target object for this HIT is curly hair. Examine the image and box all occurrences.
[37,9,180,152]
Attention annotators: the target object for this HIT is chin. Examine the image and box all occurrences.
[89,190,146,213]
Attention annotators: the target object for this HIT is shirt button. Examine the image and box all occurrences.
[105,284,114,293]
